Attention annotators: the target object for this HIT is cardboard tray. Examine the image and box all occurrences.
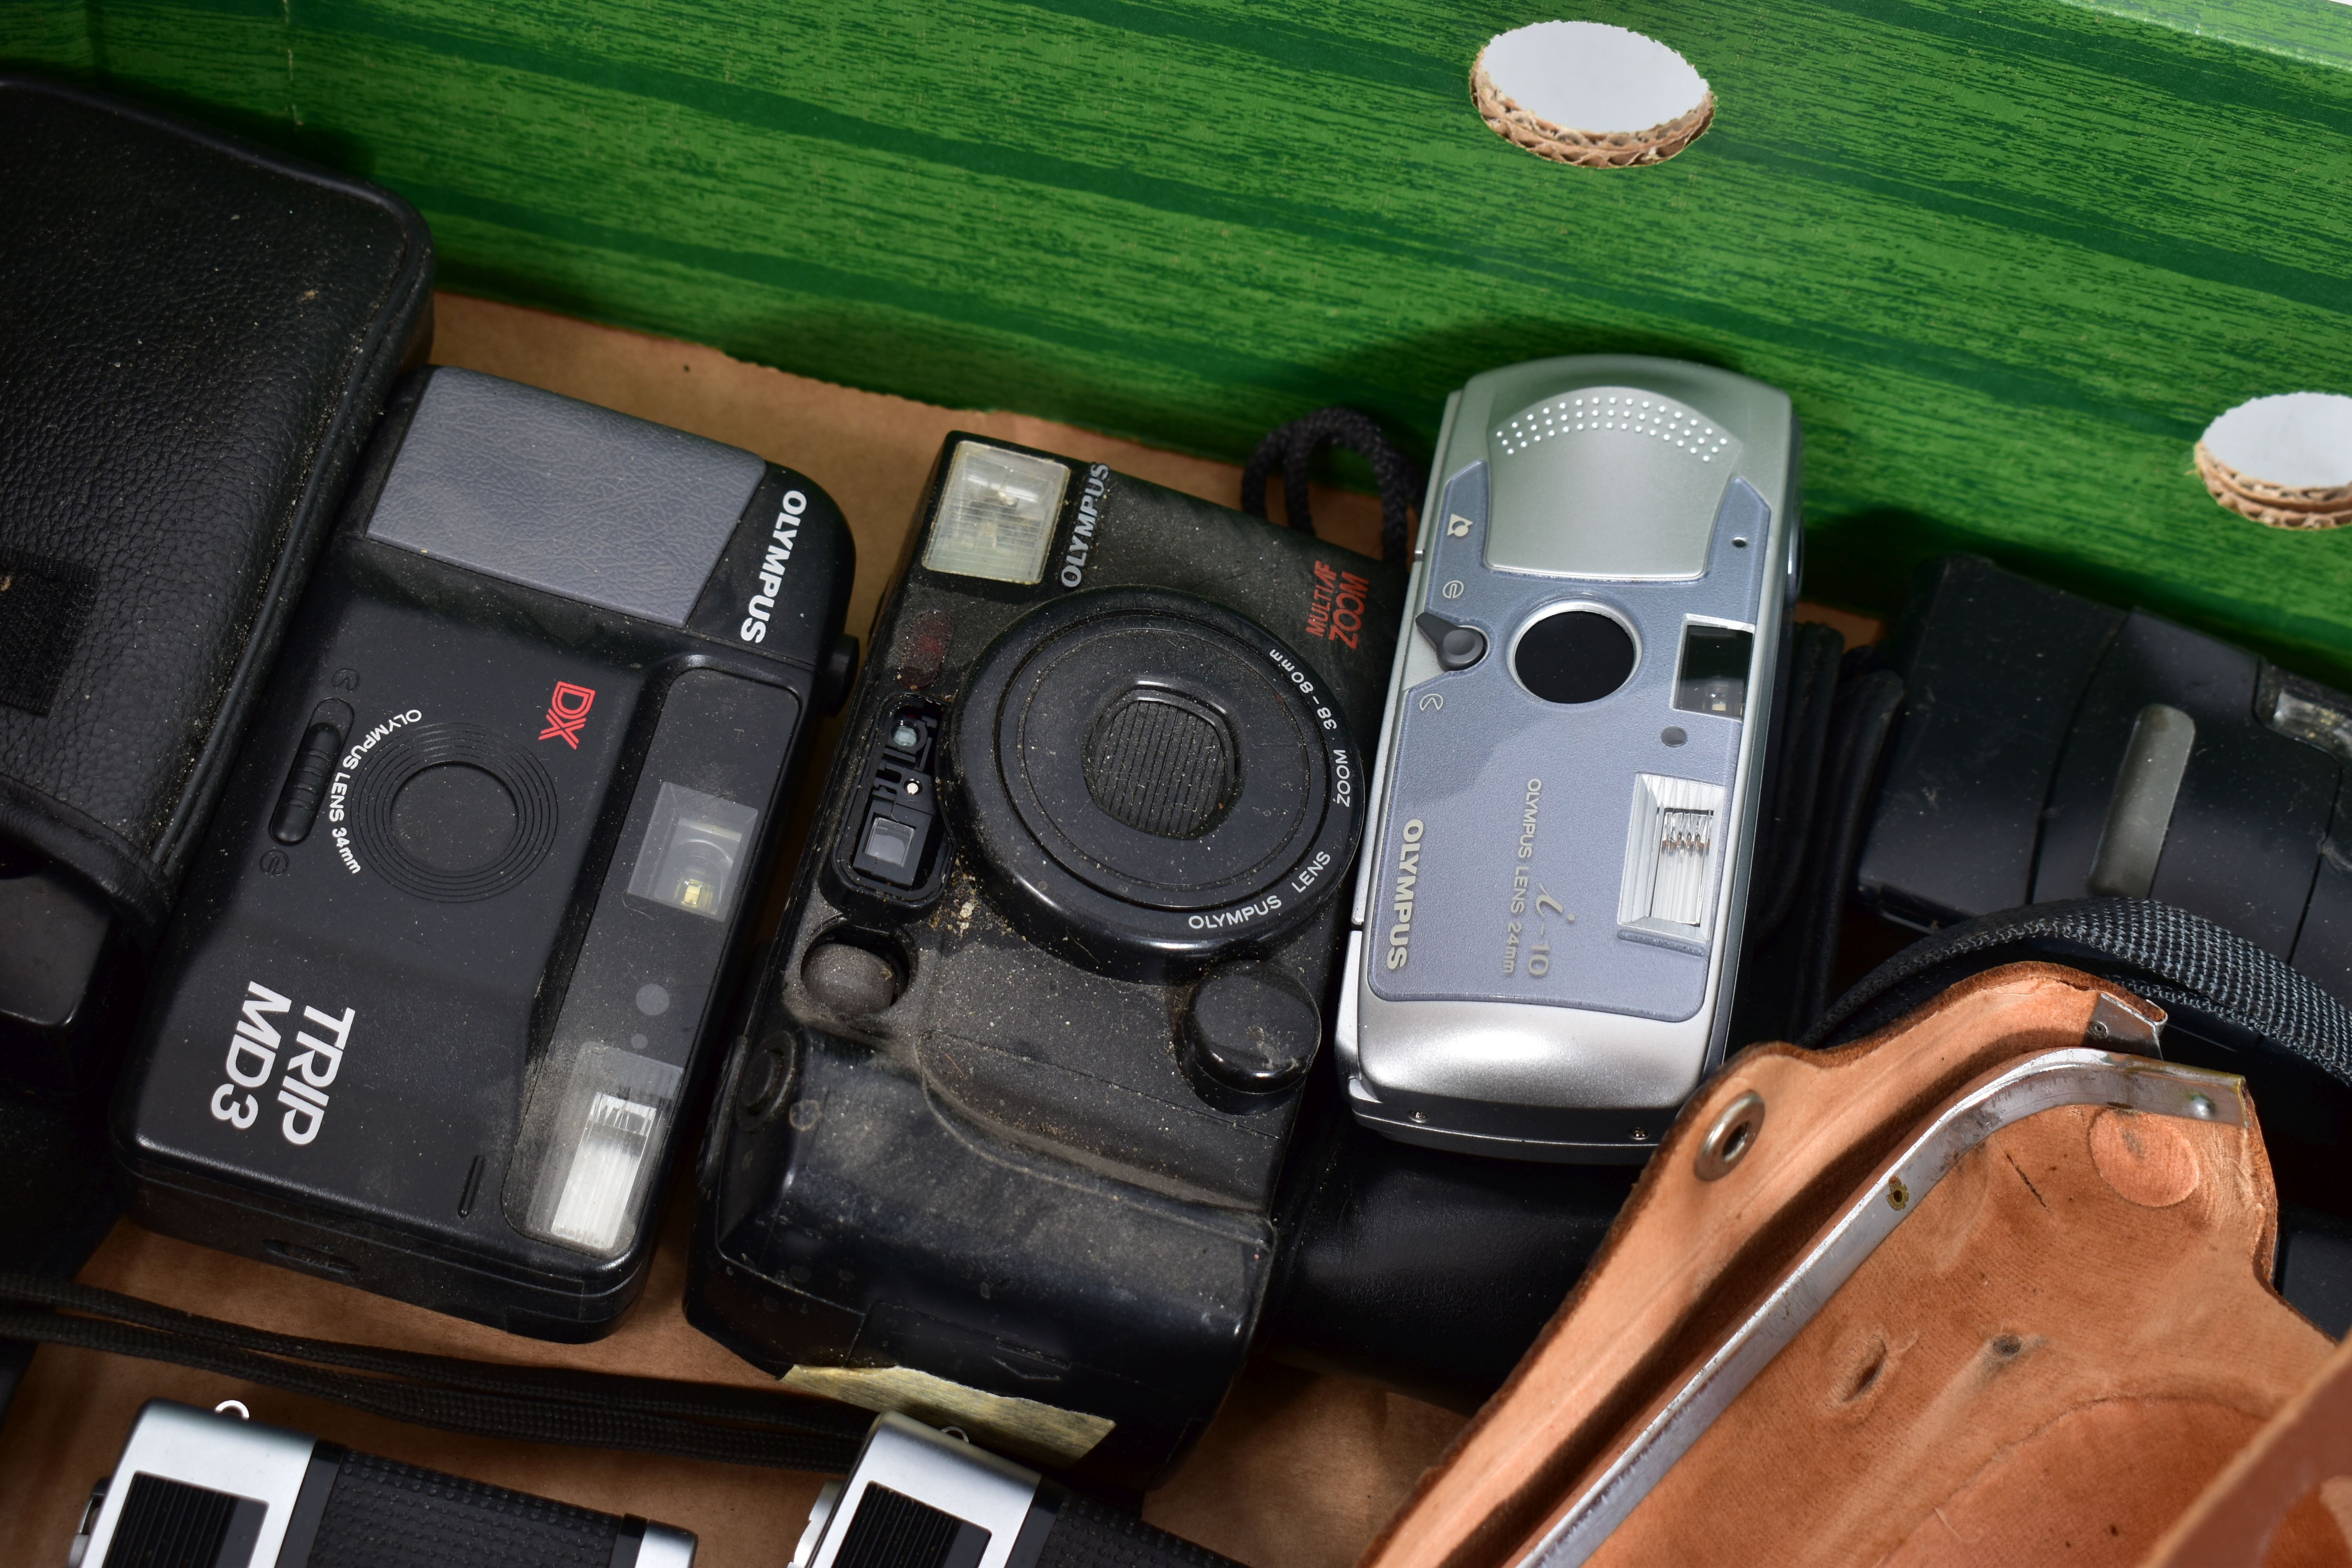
[0,294,1473,1568]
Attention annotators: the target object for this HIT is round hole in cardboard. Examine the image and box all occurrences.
[2195,392,2352,530]
[1473,21,1714,169]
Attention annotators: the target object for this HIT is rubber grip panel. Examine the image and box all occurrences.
[1034,1492,1243,1568]
[306,1450,623,1568]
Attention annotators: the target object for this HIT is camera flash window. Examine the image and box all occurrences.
[519,1044,681,1258]
[923,443,1070,584]
[1619,773,1728,936]
[549,1091,658,1252]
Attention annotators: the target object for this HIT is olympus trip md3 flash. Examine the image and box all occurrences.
[1339,356,1799,1161]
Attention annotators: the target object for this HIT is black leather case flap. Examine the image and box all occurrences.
[0,76,433,934]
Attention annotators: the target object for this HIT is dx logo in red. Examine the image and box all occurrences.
[540,681,597,748]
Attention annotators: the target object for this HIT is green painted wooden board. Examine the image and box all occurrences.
[8,0,2351,673]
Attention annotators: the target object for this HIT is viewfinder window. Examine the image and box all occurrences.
[627,781,759,922]
[861,816,918,871]
[1673,622,1754,719]
[922,441,1070,584]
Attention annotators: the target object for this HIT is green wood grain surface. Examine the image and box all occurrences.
[8,0,2351,672]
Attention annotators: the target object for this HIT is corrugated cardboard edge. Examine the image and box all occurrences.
[2196,441,2352,530]
[1471,55,1715,169]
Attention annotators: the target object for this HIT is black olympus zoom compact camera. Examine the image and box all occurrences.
[114,367,854,1338]
[693,434,1401,1486]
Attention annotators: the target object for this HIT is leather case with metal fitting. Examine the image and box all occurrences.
[1367,960,2352,1568]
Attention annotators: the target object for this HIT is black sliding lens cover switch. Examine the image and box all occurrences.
[114,367,855,1339]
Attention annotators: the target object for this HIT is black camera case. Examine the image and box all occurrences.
[0,78,431,1416]
[692,434,1402,1488]
[0,77,433,1098]
[114,366,855,1339]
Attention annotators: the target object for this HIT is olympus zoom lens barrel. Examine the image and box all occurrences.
[947,587,1362,978]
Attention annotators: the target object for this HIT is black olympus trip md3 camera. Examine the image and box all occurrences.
[693,434,1401,1486]
[114,368,855,1338]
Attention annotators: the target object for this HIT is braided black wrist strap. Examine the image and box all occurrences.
[0,1272,867,1472]
[1241,406,1423,563]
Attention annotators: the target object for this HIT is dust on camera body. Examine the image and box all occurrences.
[1339,356,1799,1161]
[114,368,855,1338]
[692,434,1401,1488]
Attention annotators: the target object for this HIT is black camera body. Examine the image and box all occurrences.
[1857,554,2352,997]
[114,367,854,1339]
[692,434,1401,1487]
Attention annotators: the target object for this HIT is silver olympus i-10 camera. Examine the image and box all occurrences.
[1338,356,1800,1160]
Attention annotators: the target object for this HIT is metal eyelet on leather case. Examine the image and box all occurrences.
[1694,1089,1765,1181]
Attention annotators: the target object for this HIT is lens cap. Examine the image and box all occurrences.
[950,588,1362,976]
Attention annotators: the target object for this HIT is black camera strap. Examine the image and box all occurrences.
[1731,629,1908,1045]
[0,1272,868,1472]
[1240,406,1425,563]
[1802,897,2352,1086]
